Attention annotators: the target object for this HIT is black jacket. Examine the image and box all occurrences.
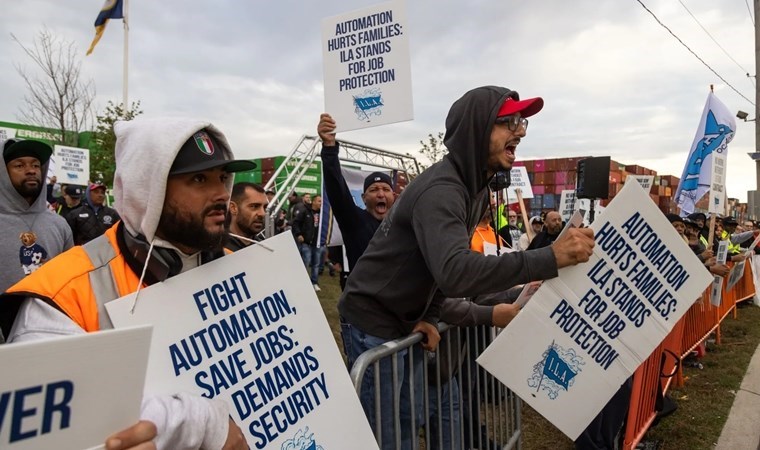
[291,205,318,246]
[66,202,120,245]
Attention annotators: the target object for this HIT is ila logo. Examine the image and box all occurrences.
[528,341,584,400]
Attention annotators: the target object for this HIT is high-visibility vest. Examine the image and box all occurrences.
[721,230,742,255]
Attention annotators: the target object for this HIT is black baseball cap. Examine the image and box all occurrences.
[169,130,257,175]
[64,185,84,198]
[3,138,53,165]
[363,172,393,192]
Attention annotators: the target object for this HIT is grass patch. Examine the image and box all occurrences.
[316,268,760,450]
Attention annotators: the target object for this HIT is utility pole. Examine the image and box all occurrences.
[749,0,760,219]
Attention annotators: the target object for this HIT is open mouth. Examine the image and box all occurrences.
[375,201,387,214]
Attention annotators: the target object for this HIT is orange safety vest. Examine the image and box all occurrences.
[6,224,141,332]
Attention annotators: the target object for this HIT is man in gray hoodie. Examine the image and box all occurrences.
[0,138,73,342]
[3,119,254,449]
[338,85,595,448]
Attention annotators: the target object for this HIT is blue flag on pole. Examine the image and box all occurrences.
[87,0,124,55]
[674,92,735,215]
[542,346,577,390]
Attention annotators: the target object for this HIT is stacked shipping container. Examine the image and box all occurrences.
[515,157,681,217]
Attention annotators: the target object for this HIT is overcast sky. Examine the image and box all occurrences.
[1,0,757,201]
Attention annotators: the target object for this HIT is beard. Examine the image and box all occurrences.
[235,215,264,238]
[157,202,229,252]
[15,178,42,200]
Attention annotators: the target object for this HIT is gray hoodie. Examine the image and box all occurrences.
[338,86,558,339]
[0,148,73,294]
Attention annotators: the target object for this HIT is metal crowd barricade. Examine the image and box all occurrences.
[349,323,522,450]
[622,262,756,450]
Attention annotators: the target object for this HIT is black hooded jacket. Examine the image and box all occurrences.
[338,86,558,339]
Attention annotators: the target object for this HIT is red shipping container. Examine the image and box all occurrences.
[534,160,546,172]
[564,184,576,191]
[554,171,567,185]
[523,160,534,171]
[554,185,565,195]
[533,185,545,195]
[649,194,659,204]
[545,159,558,171]
[534,172,547,185]
[261,157,276,171]
[609,171,622,184]
[565,171,577,185]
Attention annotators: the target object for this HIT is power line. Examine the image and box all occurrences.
[635,0,755,106]
[677,0,754,88]
[745,0,755,26]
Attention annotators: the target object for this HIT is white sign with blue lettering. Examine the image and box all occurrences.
[322,0,413,132]
[477,181,712,439]
[506,166,534,204]
[53,145,90,186]
[0,326,151,450]
[106,233,378,450]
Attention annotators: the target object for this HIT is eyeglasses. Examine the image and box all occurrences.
[495,115,529,132]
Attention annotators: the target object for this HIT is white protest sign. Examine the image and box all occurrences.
[477,181,712,440]
[628,175,654,191]
[322,0,412,133]
[506,166,534,204]
[711,240,729,306]
[0,326,151,450]
[726,261,746,291]
[559,190,577,221]
[709,153,727,215]
[53,145,90,186]
[106,233,378,450]
[514,281,543,309]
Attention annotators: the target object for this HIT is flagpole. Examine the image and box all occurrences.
[122,0,129,107]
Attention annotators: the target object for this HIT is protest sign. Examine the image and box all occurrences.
[106,233,378,450]
[506,166,534,204]
[53,145,90,186]
[0,326,151,450]
[628,175,654,191]
[322,0,412,132]
[726,260,746,291]
[559,190,576,221]
[708,152,727,215]
[477,181,712,439]
[711,240,729,306]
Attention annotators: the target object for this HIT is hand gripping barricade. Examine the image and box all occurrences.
[349,323,522,450]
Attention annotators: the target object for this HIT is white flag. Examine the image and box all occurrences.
[674,92,736,215]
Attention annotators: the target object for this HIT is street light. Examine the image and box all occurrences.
[737,110,756,121]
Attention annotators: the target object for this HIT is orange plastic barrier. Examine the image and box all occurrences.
[622,261,755,450]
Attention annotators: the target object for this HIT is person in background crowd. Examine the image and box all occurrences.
[0,138,73,343]
[498,207,523,249]
[687,212,708,245]
[720,217,754,261]
[683,217,729,277]
[528,210,563,249]
[291,192,324,291]
[338,85,595,449]
[318,113,398,289]
[520,214,544,250]
[2,118,254,449]
[66,182,121,245]
[666,213,687,242]
[56,184,84,218]
[226,181,268,251]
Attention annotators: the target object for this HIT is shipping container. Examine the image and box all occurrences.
[534,160,546,172]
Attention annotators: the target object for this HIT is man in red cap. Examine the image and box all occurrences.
[66,182,121,245]
[337,86,596,448]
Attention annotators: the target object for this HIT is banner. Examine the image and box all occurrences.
[106,233,378,450]
[53,145,90,186]
[0,326,151,450]
[322,0,413,132]
[708,152,727,215]
[506,166,534,204]
[675,92,736,215]
[477,181,712,439]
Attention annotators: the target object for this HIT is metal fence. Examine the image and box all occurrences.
[349,323,522,450]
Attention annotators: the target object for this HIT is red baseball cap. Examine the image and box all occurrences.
[497,96,544,118]
[89,182,107,191]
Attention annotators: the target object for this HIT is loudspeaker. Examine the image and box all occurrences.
[577,156,610,199]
